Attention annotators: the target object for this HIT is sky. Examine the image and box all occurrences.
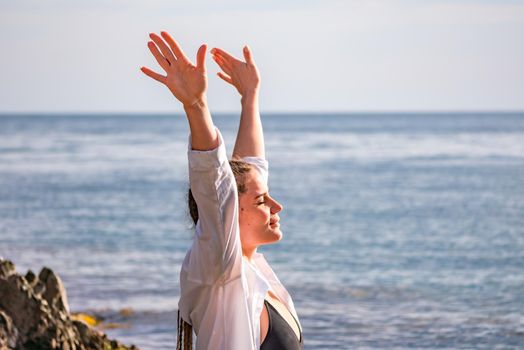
[0,0,523,113]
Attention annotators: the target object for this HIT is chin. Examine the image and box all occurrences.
[271,228,283,242]
[262,228,282,245]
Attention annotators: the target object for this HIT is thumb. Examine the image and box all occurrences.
[243,45,255,65]
[196,44,207,72]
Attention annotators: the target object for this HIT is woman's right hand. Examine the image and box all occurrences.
[141,31,208,108]
[210,45,261,97]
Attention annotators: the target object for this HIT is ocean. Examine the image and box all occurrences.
[0,112,523,349]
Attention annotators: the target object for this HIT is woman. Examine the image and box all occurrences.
[141,31,303,350]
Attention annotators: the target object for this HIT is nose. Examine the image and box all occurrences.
[269,196,283,214]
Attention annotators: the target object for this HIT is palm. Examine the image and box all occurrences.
[141,31,208,107]
[165,64,207,106]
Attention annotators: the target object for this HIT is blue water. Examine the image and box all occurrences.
[1,113,523,349]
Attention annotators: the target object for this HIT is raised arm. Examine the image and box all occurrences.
[210,45,265,159]
[140,31,218,151]
[141,32,243,284]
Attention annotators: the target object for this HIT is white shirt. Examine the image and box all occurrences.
[178,126,302,350]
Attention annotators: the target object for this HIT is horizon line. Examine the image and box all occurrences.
[1,110,524,116]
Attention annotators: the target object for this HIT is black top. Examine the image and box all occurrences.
[260,299,304,350]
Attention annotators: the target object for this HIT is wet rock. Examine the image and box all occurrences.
[0,258,139,350]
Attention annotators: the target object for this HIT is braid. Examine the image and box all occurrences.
[177,310,182,350]
[177,309,193,350]
[184,320,193,350]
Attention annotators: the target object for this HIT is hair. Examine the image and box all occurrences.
[177,159,252,350]
[187,159,252,225]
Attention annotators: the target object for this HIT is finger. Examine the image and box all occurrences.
[140,66,167,84]
[212,54,232,74]
[210,47,240,64]
[160,31,191,65]
[147,41,170,71]
[149,32,177,66]
[211,51,235,73]
[196,43,207,73]
[243,45,256,65]
[217,71,233,85]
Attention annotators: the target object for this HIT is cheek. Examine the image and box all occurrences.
[254,208,270,226]
[239,206,254,227]
[239,206,268,228]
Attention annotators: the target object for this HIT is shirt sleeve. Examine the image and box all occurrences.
[184,127,243,285]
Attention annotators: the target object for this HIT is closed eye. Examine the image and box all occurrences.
[255,192,268,205]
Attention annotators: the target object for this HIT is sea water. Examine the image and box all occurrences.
[0,113,523,349]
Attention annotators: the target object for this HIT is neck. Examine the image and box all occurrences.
[242,245,258,263]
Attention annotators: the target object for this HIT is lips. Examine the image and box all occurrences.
[269,217,280,226]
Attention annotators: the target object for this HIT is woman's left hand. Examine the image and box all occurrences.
[210,45,261,97]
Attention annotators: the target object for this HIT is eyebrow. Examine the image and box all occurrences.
[254,192,267,200]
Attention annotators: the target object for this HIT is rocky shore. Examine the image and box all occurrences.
[0,258,138,350]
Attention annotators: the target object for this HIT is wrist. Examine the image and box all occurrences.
[241,91,259,105]
[183,97,208,111]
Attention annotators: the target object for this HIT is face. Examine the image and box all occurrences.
[238,169,283,252]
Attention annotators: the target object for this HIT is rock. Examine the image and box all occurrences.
[0,258,139,350]
[0,260,15,279]
[0,310,18,349]
[38,267,70,315]
[24,270,36,286]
